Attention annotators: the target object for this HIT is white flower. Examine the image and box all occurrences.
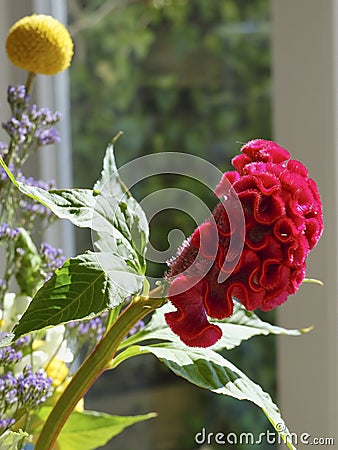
[15,324,73,372]
[43,325,74,363]
[0,293,31,331]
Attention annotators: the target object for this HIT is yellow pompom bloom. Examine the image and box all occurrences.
[45,357,69,387]
[6,14,74,75]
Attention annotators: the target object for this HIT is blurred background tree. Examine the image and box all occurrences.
[68,1,275,448]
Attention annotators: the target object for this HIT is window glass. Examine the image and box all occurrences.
[69,1,274,449]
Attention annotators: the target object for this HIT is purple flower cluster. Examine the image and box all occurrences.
[27,105,62,146]
[40,243,66,279]
[0,162,14,181]
[12,335,31,348]
[0,366,52,433]
[67,312,107,345]
[2,85,61,148]
[0,162,55,217]
[16,366,53,409]
[7,85,29,103]
[3,115,35,145]
[7,85,30,114]
[0,141,8,154]
[0,373,19,411]
[35,127,60,146]
[18,177,56,219]
[19,176,55,191]
[0,417,15,434]
[0,222,20,240]
[0,346,22,366]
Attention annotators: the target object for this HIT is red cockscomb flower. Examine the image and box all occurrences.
[165,139,323,347]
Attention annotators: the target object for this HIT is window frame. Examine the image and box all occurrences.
[272,0,338,442]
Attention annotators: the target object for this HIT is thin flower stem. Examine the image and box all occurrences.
[35,292,166,450]
[25,72,36,95]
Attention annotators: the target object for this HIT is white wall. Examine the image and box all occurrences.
[273,0,338,443]
[0,0,75,256]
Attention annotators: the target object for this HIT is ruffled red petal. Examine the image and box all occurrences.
[189,221,218,260]
[214,171,240,197]
[305,217,323,249]
[253,193,285,224]
[240,139,290,163]
[165,276,222,347]
[202,275,234,319]
[166,139,323,347]
[259,260,290,290]
[287,159,308,177]
[228,281,265,311]
[273,217,296,243]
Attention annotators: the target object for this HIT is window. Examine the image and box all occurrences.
[1,1,336,448]
[69,2,275,449]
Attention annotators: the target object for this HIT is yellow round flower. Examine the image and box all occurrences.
[6,14,74,75]
[45,357,69,387]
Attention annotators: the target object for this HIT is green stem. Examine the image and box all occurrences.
[25,72,36,95]
[35,294,165,450]
[104,303,122,336]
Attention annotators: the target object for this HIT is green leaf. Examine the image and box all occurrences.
[0,430,28,450]
[93,143,149,261]
[302,277,324,286]
[118,343,296,450]
[13,185,141,265]
[120,301,302,351]
[16,186,98,229]
[1,145,148,273]
[211,301,303,350]
[12,252,142,339]
[119,303,177,349]
[93,142,127,200]
[110,344,150,369]
[36,408,156,450]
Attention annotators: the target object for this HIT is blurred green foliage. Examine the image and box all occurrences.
[69,0,271,263]
[70,0,271,173]
[69,1,275,448]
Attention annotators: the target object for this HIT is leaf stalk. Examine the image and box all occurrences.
[35,292,165,450]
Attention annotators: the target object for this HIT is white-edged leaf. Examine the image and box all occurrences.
[113,343,296,450]
[93,142,149,258]
[0,148,148,273]
[12,252,142,339]
[120,301,302,351]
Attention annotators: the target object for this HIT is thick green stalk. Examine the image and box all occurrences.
[35,294,165,450]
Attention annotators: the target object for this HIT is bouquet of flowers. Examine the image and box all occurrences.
[0,14,323,450]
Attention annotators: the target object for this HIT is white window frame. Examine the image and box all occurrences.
[0,0,75,257]
[272,0,338,443]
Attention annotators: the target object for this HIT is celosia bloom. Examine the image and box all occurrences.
[6,14,73,75]
[166,139,323,347]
